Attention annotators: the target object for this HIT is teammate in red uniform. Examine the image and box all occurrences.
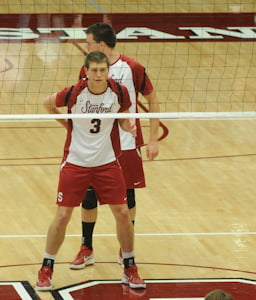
[35,51,146,291]
[70,22,160,268]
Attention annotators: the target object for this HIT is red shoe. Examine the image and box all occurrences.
[69,245,95,270]
[35,266,53,291]
[122,264,146,289]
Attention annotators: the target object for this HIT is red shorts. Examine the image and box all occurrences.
[56,160,127,207]
[118,148,146,189]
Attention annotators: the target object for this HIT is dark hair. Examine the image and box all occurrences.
[84,51,110,69]
[205,290,234,300]
[86,22,116,48]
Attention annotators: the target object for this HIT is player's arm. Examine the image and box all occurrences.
[117,84,136,137]
[134,60,160,160]
[43,93,68,129]
[143,90,160,160]
[118,110,137,138]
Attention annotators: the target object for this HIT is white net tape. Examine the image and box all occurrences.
[0,111,256,121]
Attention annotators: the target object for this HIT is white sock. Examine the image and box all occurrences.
[122,251,134,259]
[44,252,56,260]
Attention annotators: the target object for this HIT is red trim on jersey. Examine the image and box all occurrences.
[119,54,154,96]
[55,78,131,163]
[79,55,154,149]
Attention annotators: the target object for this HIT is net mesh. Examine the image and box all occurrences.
[0,1,256,119]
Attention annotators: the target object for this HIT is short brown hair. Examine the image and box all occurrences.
[86,23,116,48]
[84,51,110,69]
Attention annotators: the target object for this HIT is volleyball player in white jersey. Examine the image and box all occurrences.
[70,23,160,269]
[35,51,146,291]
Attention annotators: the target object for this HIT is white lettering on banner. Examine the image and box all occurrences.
[0,26,256,40]
[0,28,39,40]
[116,27,185,39]
[37,27,88,39]
[228,27,256,38]
[179,26,256,39]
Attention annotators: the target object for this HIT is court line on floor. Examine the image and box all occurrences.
[1,232,256,238]
[1,261,256,277]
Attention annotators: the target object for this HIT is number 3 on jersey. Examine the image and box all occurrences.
[90,119,101,133]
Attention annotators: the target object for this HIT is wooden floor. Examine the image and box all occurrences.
[0,1,256,300]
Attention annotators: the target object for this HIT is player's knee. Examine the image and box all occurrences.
[82,187,98,209]
[55,209,72,228]
[127,189,136,209]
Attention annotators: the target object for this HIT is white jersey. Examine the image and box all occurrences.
[79,55,154,150]
[56,79,131,167]
[109,58,137,150]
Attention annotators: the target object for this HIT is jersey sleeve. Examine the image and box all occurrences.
[56,79,87,108]
[120,55,154,96]
[55,86,73,107]
[132,60,154,96]
[119,84,132,112]
[79,65,86,80]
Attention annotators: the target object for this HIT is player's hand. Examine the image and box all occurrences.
[146,140,159,160]
[127,119,137,138]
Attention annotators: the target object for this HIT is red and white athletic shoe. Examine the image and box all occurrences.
[117,248,124,267]
[69,245,95,270]
[35,266,53,291]
[122,264,146,289]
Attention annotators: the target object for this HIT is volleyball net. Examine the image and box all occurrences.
[0,4,256,121]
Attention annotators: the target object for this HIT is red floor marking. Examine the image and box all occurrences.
[0,58,13,73]
[51,278,256,300]
[0,282,39,300]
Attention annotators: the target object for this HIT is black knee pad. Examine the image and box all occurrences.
[127,189,136,209]
[82,186,98,209]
